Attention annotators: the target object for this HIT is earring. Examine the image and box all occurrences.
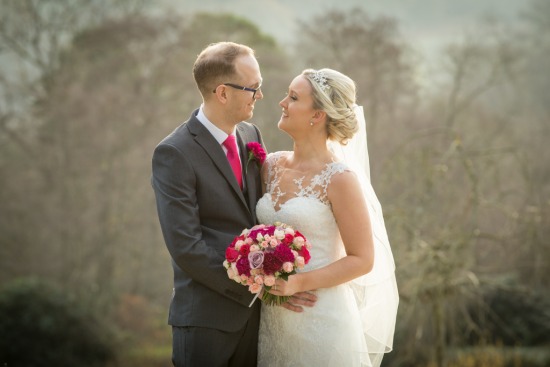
[310,121,314,126]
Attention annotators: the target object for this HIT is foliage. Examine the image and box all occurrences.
[0,278,114,367]
[294,7,418,133]
[464,287,550,346]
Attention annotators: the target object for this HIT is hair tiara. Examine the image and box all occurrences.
[312,70,329,92]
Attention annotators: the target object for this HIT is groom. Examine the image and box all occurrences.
[152,42,266,366]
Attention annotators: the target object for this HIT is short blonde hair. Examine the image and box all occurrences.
[302,68,358,145]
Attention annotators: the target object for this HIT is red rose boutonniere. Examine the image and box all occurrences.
[245,142,266,172]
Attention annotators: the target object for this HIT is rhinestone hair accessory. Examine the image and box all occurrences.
[312,70,329,92]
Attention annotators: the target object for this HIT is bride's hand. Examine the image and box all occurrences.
[270,276,317,312]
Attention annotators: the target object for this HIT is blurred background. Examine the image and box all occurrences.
[0,0,549,366]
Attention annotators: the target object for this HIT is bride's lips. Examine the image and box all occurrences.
[281,109,288,118]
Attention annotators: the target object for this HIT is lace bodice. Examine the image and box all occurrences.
[257,151,350,271]
[265,151,348,210]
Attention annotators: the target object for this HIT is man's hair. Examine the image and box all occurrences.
[193,42,255,97]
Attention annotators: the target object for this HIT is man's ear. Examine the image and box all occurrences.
[213,85,229,104]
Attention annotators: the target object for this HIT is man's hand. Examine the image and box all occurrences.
[280,291,317,313]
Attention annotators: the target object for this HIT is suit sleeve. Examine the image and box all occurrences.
[151,142,255,307]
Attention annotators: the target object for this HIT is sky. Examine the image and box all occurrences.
[159,0,527,60]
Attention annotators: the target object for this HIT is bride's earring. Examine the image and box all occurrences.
[310,121,314,126]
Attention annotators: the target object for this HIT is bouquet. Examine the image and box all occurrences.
[223,222,312,306]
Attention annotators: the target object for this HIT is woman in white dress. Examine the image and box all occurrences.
[256,68,399,367]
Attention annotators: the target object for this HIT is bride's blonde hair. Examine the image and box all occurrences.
[302,68,358,145]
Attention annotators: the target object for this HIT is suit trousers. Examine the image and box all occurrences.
[171,303,260,367]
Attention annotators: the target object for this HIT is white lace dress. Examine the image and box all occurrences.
[256,151,373,367]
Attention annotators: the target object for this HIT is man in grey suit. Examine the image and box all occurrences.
[152,42,266,366]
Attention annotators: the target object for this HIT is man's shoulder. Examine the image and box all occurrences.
[236,120,261,142]
[158,110,201,145]
[237,120,260,131]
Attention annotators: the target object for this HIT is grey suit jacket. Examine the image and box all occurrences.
[152,109,265,332]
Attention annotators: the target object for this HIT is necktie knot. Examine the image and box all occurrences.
[223,135,243,189]
[223,134,237,149]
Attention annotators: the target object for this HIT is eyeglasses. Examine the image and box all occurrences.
[213,83,262,99]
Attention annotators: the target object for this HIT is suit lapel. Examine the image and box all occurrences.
[236,124,260,218]
[187,116,249,212]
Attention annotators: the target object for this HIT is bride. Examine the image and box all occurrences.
[256,68,399,367]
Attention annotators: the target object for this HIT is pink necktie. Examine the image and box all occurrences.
[223,135,243,189]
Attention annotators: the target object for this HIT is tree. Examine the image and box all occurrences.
[294,8,418,134]
[0,8,293,360]
[382,6,550,366]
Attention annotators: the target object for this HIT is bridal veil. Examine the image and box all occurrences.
[330,105,399,367]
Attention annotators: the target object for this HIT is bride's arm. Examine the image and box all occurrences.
[273,171,374,295]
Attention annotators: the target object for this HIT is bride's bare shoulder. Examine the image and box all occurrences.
[266,150,292,164]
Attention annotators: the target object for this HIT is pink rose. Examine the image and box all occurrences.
[274,229,285,240]
[263,275,276,287]
[248,251,265,269]
[293,236,305,248]
[250,223,266,231]
[282,261,294,273]
[295,256,305,269]
[249,283,262,294]
[254,275,264,285]
[234,240,244,250]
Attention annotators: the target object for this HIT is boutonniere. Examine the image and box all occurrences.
[245,142,266,172]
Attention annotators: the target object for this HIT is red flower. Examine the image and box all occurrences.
[274,243,295,263]
[249,225,275,240]
[239,244,250,256]
[298,246,311,264]
[229,235,244,247]
[282,233,294,245]
[225,247,239,262]
[295,230,305,239]
[236,256,251,276]
[246,142,266,169]
[262,252,284,275]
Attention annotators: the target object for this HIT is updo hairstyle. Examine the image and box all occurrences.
[302,68,358,145]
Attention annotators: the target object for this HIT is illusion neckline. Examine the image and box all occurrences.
[260,192,332,214]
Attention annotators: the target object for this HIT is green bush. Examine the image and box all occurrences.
[466,287,550,346]
[0,278,114,367]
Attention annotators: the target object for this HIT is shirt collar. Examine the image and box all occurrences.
[196,104,235,145]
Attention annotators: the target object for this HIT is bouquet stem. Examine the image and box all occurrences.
[261,290,290,306]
